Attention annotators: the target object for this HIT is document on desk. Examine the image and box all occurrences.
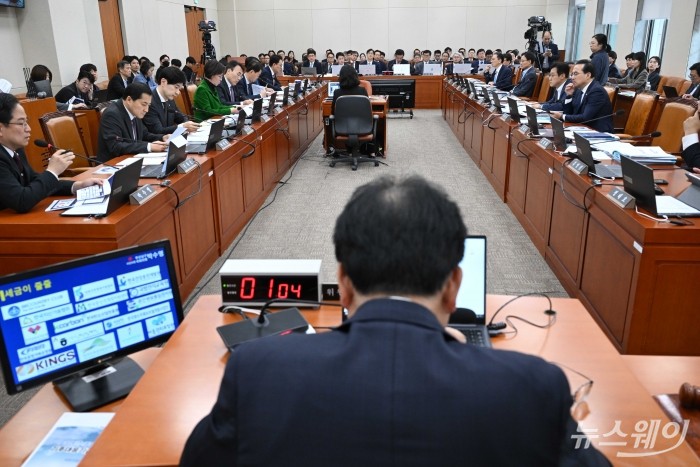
[252,84,266,96]
[22,412,115,467]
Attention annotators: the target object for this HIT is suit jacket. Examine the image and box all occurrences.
[484,65,514,91]
[471,59,488,74]
[283,61,295,76]
[413,60,438,76]
[537,41,560,70]
[682,142,700,169]
[512,67,537,97]
[182,66,195,83]
[301,59,323,75]
[216,77,243,106]
[0,148,72,213]
[686,82,700,99]
[360,60,384,74]
[54,82,92,107]
[590,50,609,86]
[106,73,128,100]
[97,100,164,162]
[608,64,622,80]
[541,78,571,111]
[562,80,614,132]
[386,58,409,72]
[259,67,282,91]
[235,77,264,101]
[180,299,610,467]
[142,90,187,134]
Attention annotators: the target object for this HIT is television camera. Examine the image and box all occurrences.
[199,20,217,62]
[524,16,552,51]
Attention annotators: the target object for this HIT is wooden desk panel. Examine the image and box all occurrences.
[76,295,699,466]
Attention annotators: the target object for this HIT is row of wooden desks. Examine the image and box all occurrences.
[1,294,697,465]
[442,80,700,356]
[1,85,328,302]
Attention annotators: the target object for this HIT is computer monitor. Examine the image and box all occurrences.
[328,82,340,97]
[0,240,184,411]
[250,98,263,123]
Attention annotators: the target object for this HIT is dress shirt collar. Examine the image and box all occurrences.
[224,77,235,89]
[556,81,566,97]
[2,145,17,159]
[156,89,168,103]
[580,80,593,97]
[124,104,136,121]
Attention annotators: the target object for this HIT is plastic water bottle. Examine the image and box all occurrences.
[645,81,651,92]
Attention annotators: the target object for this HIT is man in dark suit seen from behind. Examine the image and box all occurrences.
[235,59,274,101]
[531,62,570,112]
[301,48,324,75]
[259,54,283,91]
[681,108,700,172]
[550,60,614,133]
[106,60,133,100]
[331,65,368,114]
[97,83,168,162]
[511,51,538,97]
[0,94,102,213]
[143,67,200,134]
[483,53,513,91]
[386,49,409,73]
[180,174,610,467]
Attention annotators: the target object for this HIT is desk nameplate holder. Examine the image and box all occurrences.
[130,184,158,205]
[538,138,553,150]
[519,124,530,134]
[216,139,231,151]
[607,187,636,209]
[177,158,198,174]
[261,114,271,123]
[568,159,589,176]
[242,126,255,136]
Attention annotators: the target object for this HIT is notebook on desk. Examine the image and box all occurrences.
[448,236,492,347]
[573,132,622,179]
[140,139,187,178]
[185,118,225,154]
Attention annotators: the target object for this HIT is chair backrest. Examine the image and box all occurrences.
[529,72,543,99]
[173,89,190,117]
[187,84,197,114]
[623,92,659,136]
[39,111,90,169]
[358,80,373,96]
[604,85,618,108]
[512,67,522,85]
[651,102,697,153]
[334,96,374,136]
[658,75,691,95]
[537,75,552,103]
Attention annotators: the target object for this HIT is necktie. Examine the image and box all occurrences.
[131,118,137,140]
[230,85,235,101]
[248,81,253,97]
[12,152,25,184]
[493,68,499,85]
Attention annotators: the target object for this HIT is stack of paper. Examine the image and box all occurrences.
[594,141,677,164]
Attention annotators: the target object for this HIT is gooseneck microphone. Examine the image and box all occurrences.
[619,131,662,141]
[578,109,625,126]
[34,139,118,168]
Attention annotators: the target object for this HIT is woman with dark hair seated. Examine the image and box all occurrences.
[609,51,648,91]
[134,61,157,91]
[332,64,367,114]
[193,59,241,122]
[647,56,662,92]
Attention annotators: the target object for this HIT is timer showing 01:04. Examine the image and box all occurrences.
[223,275,319,302]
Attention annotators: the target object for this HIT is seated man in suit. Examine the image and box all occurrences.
[682,62,700,100]
[55,70,94,110]
[386,49,409,72]
[0,94,102,213]
[97,83,168,162]
[536,31,560,73]
[531,62,570,112]
[80,63,100,96]
[361,49,384,75]
[301,48,324,75]
[324,51,336,74]
[143,67,200,134]
[682,108,700,172]
[413,50,435,76]
[483,53,513,91]
[235,59,275,101]
[182,56,197,83]
[258,54,283,91]
[511,51,538,97]
[217,61,253,107]
[106,60,132,100]
[180,174,609,467]
[471,48,488,74]
[550,60,614,133]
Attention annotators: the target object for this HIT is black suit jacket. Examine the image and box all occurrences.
[301,59,323,75]
[217,78,242,106]
[537,42,560,70]
[180,299,610,467]
[235,77,264,101]
[0,148,72,213]
[687,83,700,99]
[258,67,282,91]
[541,78,571,111]
[107,73,128,100]
[471,59,488,74]
[562,80,614,133]
[512,67,538,97]
[386,59,409,72]
[484,66,514,91]
[682,142,700,169]
[142,90,187,134]
[54,82,92,107]
[97,100,164,162]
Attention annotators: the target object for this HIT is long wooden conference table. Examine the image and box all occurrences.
[0,84,328,301]
[0,294,698,466]
[442,79,700,357]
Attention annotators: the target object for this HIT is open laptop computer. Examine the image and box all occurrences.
[328,82,340,98]
[620,156,700,217]
[281,86,290,106]
[506,96,526,122]
[140,139,187,178]
[92,89,111,105]
[61,158,143,217]
[331,64,342,75]
[525,105,553,138]
[549,116,567,151]
[662,85,679,98]
[248,98,263,123]
[447,236,491,347]
[301,66,318,76]
[573,132,622,178]
[266,92,277,115]
[185,118,225,154]
[223,109,247,138]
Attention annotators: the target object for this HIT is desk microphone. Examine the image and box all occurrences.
[618,131,662,141]
[578,109,624,126]
[34,139,118,169]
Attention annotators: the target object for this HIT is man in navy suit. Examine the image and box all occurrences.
[106,60,132,100]
[258,54,283,91]
[235,59,274,101]
[682,108,700,171]
[483,53,513,91]
[551,60,614,133]
[301,48,324,75]
[0,94,102,213]
[512,51,538,97]
[413,49,436,76]
[471,48,488,74]
[682,62,700,100]
[143,67,200,133]
[180,175,610,467]
[97,83,168,162]
[217,61,247,106]
[531,62,570,112]
[360,49,384,75]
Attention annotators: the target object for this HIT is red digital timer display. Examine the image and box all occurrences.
[221,274,319,305]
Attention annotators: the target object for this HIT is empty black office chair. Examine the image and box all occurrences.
[329,95,379,170]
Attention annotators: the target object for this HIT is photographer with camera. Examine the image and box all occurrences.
[524,16,552,70]
[536,31,559,73]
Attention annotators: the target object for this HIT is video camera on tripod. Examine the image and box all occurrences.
[199,20,217,63]
[524,16,552,51]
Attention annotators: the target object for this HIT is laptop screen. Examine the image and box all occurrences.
[455,236,487,321]
[328,82,340,97]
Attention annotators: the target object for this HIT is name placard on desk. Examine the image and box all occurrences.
[607,187,636,209]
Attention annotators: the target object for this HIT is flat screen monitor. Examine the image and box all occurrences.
[0,240,183,411]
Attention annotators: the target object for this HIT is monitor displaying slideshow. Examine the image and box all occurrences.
[0,240,183,394]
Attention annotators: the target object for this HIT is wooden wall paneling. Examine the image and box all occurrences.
[185,7,206,67]
[98,0,125,75]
